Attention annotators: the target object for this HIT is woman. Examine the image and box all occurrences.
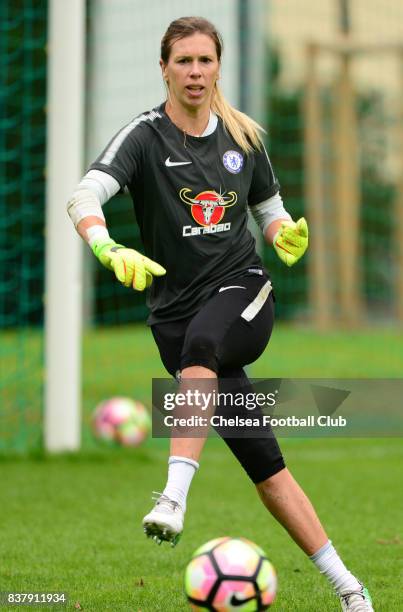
[67,16,373,611]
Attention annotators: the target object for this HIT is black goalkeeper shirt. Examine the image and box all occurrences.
[90,103,280,325]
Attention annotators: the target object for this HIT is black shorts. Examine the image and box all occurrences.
[151,271,286,484]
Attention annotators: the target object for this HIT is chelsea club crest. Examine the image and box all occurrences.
[223,150,244,174]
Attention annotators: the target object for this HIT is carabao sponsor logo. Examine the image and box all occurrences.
[179,187,237,230]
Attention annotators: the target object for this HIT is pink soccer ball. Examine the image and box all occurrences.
[185,537,277,611]
[92,397,151,447]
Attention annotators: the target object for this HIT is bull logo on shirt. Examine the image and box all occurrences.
[179,188,237,227]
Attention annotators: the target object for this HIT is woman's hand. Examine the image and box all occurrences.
[273,217,309,267]
[92,238,166,291]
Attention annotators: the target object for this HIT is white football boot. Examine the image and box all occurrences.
[142,492,184,547]
[338,584,374,612]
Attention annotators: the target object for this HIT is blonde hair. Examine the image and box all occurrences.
[212,85,264,153]
[161,16,264,154]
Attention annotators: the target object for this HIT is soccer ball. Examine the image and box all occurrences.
[92,397,151,447]
[184,537,277,611]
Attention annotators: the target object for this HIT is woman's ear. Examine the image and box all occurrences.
[160,59,168,81]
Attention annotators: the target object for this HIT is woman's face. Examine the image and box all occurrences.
[161,32,220,112]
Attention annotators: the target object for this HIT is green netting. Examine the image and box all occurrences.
[264,55,400,321]
[0,1,47,452]
[264,51,400,320]
[263,85,308,319]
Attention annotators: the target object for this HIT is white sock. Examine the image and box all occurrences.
[310,540,361,594]
[162,456,199,511]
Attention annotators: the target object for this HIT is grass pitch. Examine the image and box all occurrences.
[1,324,403,611]
[1,439,402,611]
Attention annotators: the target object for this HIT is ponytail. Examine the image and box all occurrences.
[212,85,265,154]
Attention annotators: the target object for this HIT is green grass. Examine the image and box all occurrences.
[1,324,403,610]
[1,439,402,611]
[252,326,403,377]
[80,323,403,414]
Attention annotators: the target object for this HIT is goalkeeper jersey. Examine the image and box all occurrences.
[89,102,280,325]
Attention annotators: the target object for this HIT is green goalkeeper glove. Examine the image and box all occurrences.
[92,238,166,291]
[273,217,309,267]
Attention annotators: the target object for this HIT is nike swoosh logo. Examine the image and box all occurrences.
[219,285,246,292]
[165,157,192,167]
[230,594,257,606]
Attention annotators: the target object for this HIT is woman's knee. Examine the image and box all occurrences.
[181,333,218,372]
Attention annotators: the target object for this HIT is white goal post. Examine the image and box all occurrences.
[44,0,86,451]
